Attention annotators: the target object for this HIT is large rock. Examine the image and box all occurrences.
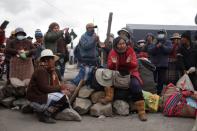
[90,103,113,117]
[113,100,129,116]
[73,98,92,115]
[13,98,30,108]
[78,85,94,98]
[55,108,82,121]
[0,97,16,108]
[91,91,105,104]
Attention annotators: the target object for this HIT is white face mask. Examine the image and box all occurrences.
[157,34,165,39]
[139,43,145,47]
[17,35,25,40]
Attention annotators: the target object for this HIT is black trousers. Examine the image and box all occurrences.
[153,67,167,94]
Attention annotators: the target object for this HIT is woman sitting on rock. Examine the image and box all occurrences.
[102,36,147,121]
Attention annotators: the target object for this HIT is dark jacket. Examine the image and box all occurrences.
[78,32,99,65]
[147,40,172,67]
[27,68,61,104]
[5,38,35,57]
[176,44,197,71]
[44,31,71,55]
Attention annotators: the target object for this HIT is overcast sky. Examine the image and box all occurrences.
[0,0,197,43]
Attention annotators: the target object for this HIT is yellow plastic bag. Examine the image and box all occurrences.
[143,90,160,112]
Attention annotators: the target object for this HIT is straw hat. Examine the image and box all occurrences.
[170,33,181,40]
[95,68,113,87]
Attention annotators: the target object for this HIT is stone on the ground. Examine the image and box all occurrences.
[78,85,94,98]
[73,98,92,115]
[90,103,113,117]
[113,100,129,116]
[55,108,82,121]
[13,98,30,108]
[91,91,105,104]
[0,97,16,108]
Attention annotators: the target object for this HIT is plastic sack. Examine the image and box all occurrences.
[176,74,194,91]
[143,90,160,112]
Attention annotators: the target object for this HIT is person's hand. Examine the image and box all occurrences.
[156,43,162,48]
[126,55,132,63]
[19,52,27,60]
[63,28,69,34]
[187,67,196,74]
[111,57,117,63]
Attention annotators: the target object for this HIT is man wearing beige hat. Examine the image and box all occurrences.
[71,23,100,86]
[167,33,181,84]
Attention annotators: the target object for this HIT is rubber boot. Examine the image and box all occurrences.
[99,86,114,105]
[37,112,56,124]
[135,100,147,121]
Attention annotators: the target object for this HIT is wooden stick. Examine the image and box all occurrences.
[70,80,85,104]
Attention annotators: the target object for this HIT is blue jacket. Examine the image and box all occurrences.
[147,40,172,67]
[78,32,99,65]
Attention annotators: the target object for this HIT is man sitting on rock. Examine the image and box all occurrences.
[27,49,71,123]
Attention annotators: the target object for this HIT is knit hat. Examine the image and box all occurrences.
[181,31,191,42]
[35,29,43,38]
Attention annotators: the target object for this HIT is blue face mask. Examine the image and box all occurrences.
[87,29,95,36]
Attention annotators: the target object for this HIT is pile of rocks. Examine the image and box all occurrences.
[73,85,132,117]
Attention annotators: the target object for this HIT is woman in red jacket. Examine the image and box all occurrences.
[108,36,147,121]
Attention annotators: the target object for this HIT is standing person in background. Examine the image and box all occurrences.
[167,33,181,84]
[5,30,15,84]
[177,31,197,90]
[147,30,172,95]
[4,27,35,97]
[0,26,6,80]
[44,22,71,77]
[71,23,100,86]
[144,33,155,54]
[33,29,45,69]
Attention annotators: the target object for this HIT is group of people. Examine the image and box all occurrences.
[0,21,197,124]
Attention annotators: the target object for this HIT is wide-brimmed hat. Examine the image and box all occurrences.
[117,27,130,39]
[95,68,113,87]
[170,33,181,40]
[39,49,59,61]
[15,27,26,36]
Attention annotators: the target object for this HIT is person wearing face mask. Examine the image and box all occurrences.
[71,23,100,86]
[44,22,71,77]
[147,29,172,95]
[4,27,35,97]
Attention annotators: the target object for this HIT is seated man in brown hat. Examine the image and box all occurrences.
[27,49,71,123]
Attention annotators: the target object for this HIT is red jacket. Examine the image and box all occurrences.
[107,47,143,84]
